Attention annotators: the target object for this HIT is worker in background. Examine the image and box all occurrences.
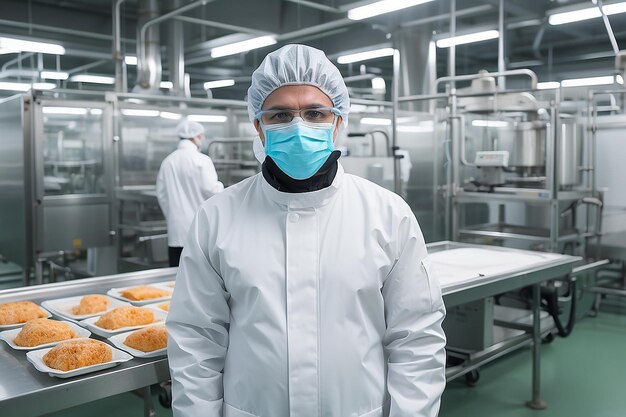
[167,44,446,417]
[156,119,224,267]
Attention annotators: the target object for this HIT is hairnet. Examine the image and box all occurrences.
[247,44,350,125]
[176,119,205,139]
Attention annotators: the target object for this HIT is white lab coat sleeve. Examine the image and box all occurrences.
[199,156,224,198]
[156,165,168,218]
[382,212,447,417]
[166,208,230,417]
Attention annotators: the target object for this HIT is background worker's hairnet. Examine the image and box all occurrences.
[176,119,205,139]
[247,44,350,126]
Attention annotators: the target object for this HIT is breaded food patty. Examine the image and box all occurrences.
[71,294,109,315]
[14,319,77,347]
[95,306,154,330]
[119,286,171,301]
[157,302,170,312]
[124,325,167,352]
[0,301,47,325]
[43,339,112,371]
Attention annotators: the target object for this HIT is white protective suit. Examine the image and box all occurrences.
[156,139,224,246]
[166,164,447,417]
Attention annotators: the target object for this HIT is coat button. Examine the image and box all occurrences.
[288,213,300,223]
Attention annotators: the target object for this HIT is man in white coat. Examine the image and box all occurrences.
[156,119,224,266]
[167,44,446,417]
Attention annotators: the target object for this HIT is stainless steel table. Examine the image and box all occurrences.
[0,268,175,417]
[431,241,580,410]
[0,243,580,416]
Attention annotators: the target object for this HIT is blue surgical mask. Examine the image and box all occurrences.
[260,118,335,180]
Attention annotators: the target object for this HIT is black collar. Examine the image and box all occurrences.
[261,151,341,193]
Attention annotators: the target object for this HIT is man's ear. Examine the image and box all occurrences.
[254,119,266,145]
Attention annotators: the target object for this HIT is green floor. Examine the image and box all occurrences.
[46,304,626,417]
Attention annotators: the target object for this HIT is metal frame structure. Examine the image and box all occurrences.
[0,242,579,416]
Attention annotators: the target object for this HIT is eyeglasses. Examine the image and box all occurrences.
[256,107,340,125]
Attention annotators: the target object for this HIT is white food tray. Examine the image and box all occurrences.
[107,285,172,306]
[26,339,132,378]
[108,326,168,358]
[0,320,91,351]
[42,296,131,322]
[0,305,52,330]
[80,308,167,338]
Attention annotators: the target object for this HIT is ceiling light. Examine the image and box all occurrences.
[0,82,56,92]
[360,117,392,126]
[90,109,103,116]
[436,30,499,48]
[472,120,509,128]
[347,0,434,21]
[204,79,235,89]
[70,74,115,84]
[32,83,56,90]
[548,2,626,25]
[40,71,69,80]
[561,75,622,87]
[160,81,174,89]
[188,114,228,123]
[0,37,65,55]
[43,107,88,115]
[125,56,137,66]
[210,36,277,58]
[121,109,160,117]
[537,81,560,90]
[160,111,182,120]
[337,48,395,64]
[397,125,433,133]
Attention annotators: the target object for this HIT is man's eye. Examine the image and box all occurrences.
[304,110,323,119]
[270,112,292,121]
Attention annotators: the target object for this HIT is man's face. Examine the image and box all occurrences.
[254,85,342,145]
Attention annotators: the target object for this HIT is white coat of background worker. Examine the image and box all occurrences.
[156,119,224,267]
[166,44,446,417]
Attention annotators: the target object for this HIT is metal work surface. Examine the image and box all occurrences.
[430,241,580,307]
[0,242,579,416]
[0,268,175,417]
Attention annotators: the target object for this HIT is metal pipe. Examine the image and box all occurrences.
[400,5,492,28]
[276,18,353,42]
[1,52,34,72]
[435,69,538,91]
[283,0,343,13]
[449,0,456,85]
[115,92,248,107]
[67,59,108,75]
[350,98,393,107]
[174,16,268,35]
[113,0,128,92]
[498,0,505,89]
[596,0,620,54]
[168,0,186,97]
[391,48,401,195]
[0,18,135,44]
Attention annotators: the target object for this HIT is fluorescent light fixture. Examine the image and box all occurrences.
[371,77,386,91]
[397,125,433,133]
[0,48,18,55]
[561,75,623,87]
[548,2,626,25]
[124,55,137,66]
[472,120,509,128]
[0,82,56,92]
[360,117,392,126]
[347,0,434,21]
[537,81,561,90]
[43,107,88,115]
[0,37,65,55]
[160,111,182,120]
[40,70,69,80]
[160,81,173,89]
[188,114,228,123]
[90,109,103,116]
[70,74,115,84]
[210,36,277,58]
[204,79,235,89]
[436,30,499,48]
[337,48,395,64]
[121,109,160,117]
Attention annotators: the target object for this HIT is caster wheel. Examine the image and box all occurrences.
[465,369,480,387]
[158,383,172,408]
[542,332,556,344]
